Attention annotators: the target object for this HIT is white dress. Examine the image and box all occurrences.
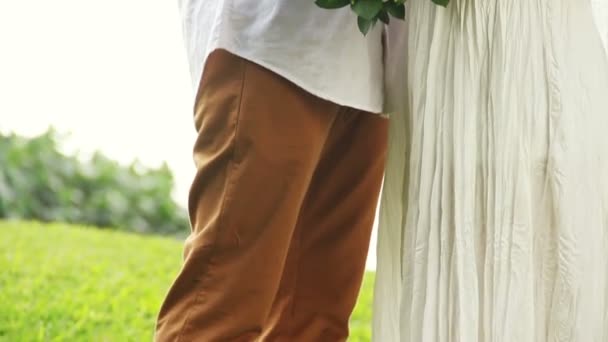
[374,1,608,341]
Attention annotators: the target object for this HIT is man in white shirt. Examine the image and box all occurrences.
[155,2,388,341]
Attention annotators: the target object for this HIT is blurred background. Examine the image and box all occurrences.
[0,1,377,340]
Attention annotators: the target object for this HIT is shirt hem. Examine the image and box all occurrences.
[194,46,385,115]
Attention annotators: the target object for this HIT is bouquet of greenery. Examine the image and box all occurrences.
[315,0,449,35]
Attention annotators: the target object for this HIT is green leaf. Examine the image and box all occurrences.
[385,2,406,20]
[357,16,376,35]
[351,0,384,20]
[314,0,351,9]
[432,0,449,7]
[378,10,390,24]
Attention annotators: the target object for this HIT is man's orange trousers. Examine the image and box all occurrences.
[155,50,388,342]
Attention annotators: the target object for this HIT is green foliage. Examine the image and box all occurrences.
[0,222,375,341]
[0,129,189,236]
[0,221,182,341]
[315,0,449,35]
[350,272,375,341]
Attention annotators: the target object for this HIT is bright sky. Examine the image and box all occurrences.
[0,0,195,200]
[0,0,379,269]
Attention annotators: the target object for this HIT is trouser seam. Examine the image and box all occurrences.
[287,107,350,326]
[175,56,248,342]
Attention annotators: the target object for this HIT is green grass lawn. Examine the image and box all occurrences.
[0,221,374,341]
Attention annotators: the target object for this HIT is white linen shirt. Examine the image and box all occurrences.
[178,0,385,113]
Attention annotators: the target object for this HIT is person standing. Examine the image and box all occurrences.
[374,1,608,341]
[155,1,389,341]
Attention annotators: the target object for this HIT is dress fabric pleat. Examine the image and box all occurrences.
[374,1,608,341]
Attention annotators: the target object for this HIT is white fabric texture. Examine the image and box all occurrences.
[592,0,608,51]
[375,1,608,341]
[177,0,385,113]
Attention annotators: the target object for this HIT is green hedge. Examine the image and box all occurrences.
[0,129,189,236]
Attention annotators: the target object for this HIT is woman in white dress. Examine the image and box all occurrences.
[374,1,608,341]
